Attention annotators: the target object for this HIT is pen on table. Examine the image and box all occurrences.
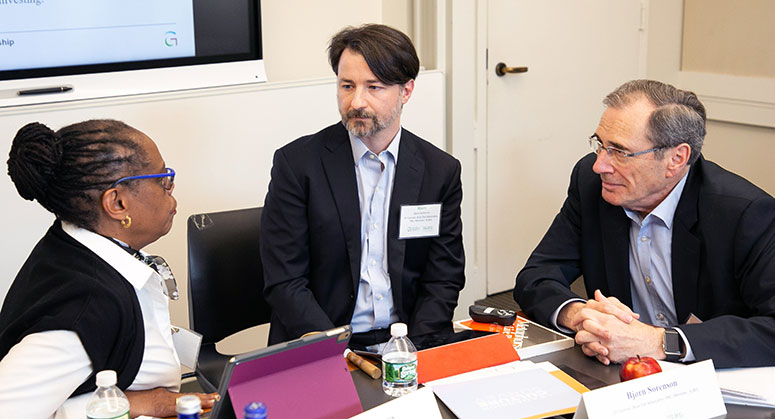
[345,348,382,379]
[17,86,73,96]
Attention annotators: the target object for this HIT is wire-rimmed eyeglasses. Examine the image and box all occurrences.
[589,134,663,165]
[110,167,175,190]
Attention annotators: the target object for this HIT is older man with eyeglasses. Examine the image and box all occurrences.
[514,79,775,369]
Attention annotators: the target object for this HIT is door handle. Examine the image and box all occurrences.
[495,62,528,77]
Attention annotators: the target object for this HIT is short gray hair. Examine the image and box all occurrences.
[604,80,706,164]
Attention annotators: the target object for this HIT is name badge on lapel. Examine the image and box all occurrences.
[399,203,442,239]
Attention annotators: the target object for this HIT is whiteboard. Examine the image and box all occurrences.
[0,70,445,327]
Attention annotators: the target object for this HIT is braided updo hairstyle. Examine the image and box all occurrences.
[7,119,148,230]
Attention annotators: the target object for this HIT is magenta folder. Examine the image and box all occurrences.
[209,326,362,419]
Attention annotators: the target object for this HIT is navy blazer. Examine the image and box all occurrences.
[261,123,465,344]
[515,153,775,368]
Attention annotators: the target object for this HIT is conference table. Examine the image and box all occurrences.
[351,343,774,419]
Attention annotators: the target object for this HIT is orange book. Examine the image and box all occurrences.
[458,316,574,359]
[416,333,519,384]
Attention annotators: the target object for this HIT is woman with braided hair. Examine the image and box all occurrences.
[0,120,217,418]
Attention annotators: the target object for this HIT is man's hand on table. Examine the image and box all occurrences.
[559,290,664,365]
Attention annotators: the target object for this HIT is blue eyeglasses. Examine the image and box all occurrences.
[110,167,175,190]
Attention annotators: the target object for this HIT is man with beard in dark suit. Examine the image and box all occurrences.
[260,24,465,350]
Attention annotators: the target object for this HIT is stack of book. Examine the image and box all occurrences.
[456,315,574,359]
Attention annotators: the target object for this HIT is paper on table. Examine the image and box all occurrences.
[432,367,584,419]
[716,366,775,407]
[349,387,442,419]
[426,360,588,396]
[660,360,775,407]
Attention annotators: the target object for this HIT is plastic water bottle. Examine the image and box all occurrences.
[176,394,201,419]
[85,370,130,419]
[381,322,418,397]
[244,401,267,419]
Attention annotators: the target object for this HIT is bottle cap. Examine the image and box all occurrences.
[390,322,407,337]
[176,395,202,414]
[95,370,117,387]
[245,401,267,416]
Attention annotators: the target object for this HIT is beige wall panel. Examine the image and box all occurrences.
[682,0,775,78]
[702,121,775,195]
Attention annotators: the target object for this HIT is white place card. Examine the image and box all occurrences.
[398,203,442,239]
[171,325,202,369]
[573,359,726,419]
[350,387,442,419]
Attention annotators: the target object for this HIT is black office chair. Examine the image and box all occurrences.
[187,207,272,393]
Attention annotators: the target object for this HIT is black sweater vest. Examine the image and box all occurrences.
[0,221,145,396]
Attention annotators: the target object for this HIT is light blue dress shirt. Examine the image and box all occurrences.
[624,173,688,327]
[624,173,694,360]
[348,129,402,333]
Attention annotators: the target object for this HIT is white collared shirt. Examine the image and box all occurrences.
[349,129,402,333]
[0,222,180,419]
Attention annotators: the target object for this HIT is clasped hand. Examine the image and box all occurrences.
[560,290,663,365]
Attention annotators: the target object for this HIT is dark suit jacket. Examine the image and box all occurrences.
[515,153,775,368]
[261,123,465,344]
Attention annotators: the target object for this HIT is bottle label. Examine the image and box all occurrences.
[383,359,417,383]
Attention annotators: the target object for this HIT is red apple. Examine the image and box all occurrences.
[619,355,662,381]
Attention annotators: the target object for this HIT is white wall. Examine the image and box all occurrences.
[260,0,413,82]
[445,0,486,321]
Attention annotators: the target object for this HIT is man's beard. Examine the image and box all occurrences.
[342,100,401,139]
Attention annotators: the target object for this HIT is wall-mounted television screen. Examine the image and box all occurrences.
[0,0,265,107]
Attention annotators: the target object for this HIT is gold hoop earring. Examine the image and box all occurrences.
[121,215,132,229]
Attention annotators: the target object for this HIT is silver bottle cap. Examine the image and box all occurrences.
[176,394,202,414]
